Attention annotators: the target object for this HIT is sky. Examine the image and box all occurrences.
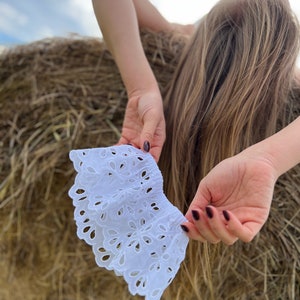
[1,0,300,44]
[0,0,300,65]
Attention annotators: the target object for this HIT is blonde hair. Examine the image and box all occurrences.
[159,0,300,298]
[160,0,299,212]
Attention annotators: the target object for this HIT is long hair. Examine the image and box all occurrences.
[159,0,299,298]
[160,0,299,212]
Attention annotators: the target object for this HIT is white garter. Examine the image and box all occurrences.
[68,145,189,300]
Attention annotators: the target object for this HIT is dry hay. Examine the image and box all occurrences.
[0,31,299,300]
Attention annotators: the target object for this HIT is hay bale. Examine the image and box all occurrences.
[0,31,299,300]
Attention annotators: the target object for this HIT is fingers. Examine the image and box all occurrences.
[183,206,259,245]
[140,115,165,162]
[224,211,261,243]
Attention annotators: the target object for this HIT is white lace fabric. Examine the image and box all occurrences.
[68,145,189,300]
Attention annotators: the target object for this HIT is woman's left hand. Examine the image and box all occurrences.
[181,152,278,245]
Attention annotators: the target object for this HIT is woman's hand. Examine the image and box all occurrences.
[182,117,300,245]
[118,89,166,162]
[182,153,278,245]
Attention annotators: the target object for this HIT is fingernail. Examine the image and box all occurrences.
[143,141,150,152]
[206,206,213,219]
[180,224,189,233]
[191,210,200,221]
[223,210,230,221]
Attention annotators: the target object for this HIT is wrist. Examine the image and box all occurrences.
[240,142,281,181]
[240,116,300,179]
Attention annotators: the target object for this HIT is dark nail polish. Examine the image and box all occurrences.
[223,210,230,221]
[191,210,200,221]
[143,141,150,152]
[206,206,213,219]
[180,224,189,233]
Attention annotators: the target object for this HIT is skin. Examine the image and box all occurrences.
[92,0,194,161]
[93,0,300,245]
[183,117,300,245]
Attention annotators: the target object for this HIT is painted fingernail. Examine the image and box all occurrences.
[223,210,230,221]
[191,210,200,221]
[180,224,189,233]
[206,206,213,219]
[143,141,150,152]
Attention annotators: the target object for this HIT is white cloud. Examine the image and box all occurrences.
[0,2,28,35]
[150,0,217,24]
[65,0,101,37]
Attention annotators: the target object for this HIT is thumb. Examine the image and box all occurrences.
[140,109,165,162]
[140,111,158,152]
[185,179,211,221]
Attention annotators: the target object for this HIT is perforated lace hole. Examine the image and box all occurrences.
[83,226,90,233]
[137,157,143,161]
[141,170,147,177]
[83,218,90,223]
[139,218,146,225]
[151,202,159,210]
[90,230,95,239]
[101,255,110,262]
[98,247,106,253]
[143,236,152,244]
[100,213,106,220]
[146,187,152,193]
[135,277,146,288]
[76,188,85,195]
[119,163,125,169]
[79,210,85,216]
[117,208,123,216]
[135,243,140,252]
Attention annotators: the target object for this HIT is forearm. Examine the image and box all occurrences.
[132,0,172,32]
[243,116,300,178]
[92,0,158,94]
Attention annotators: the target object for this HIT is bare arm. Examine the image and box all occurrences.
[92,0,166,160]
[245,116,300,178]
[132,0,173,32]
[183,116,300,245]
[92,0,158,94]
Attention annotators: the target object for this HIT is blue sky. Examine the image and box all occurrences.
[0,0,300,48]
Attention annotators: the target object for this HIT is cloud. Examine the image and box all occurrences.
[65,0,101,37]
[0,0,100,45]
[0,2,29,42]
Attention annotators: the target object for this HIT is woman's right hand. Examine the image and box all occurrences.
[118,88,166,162]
